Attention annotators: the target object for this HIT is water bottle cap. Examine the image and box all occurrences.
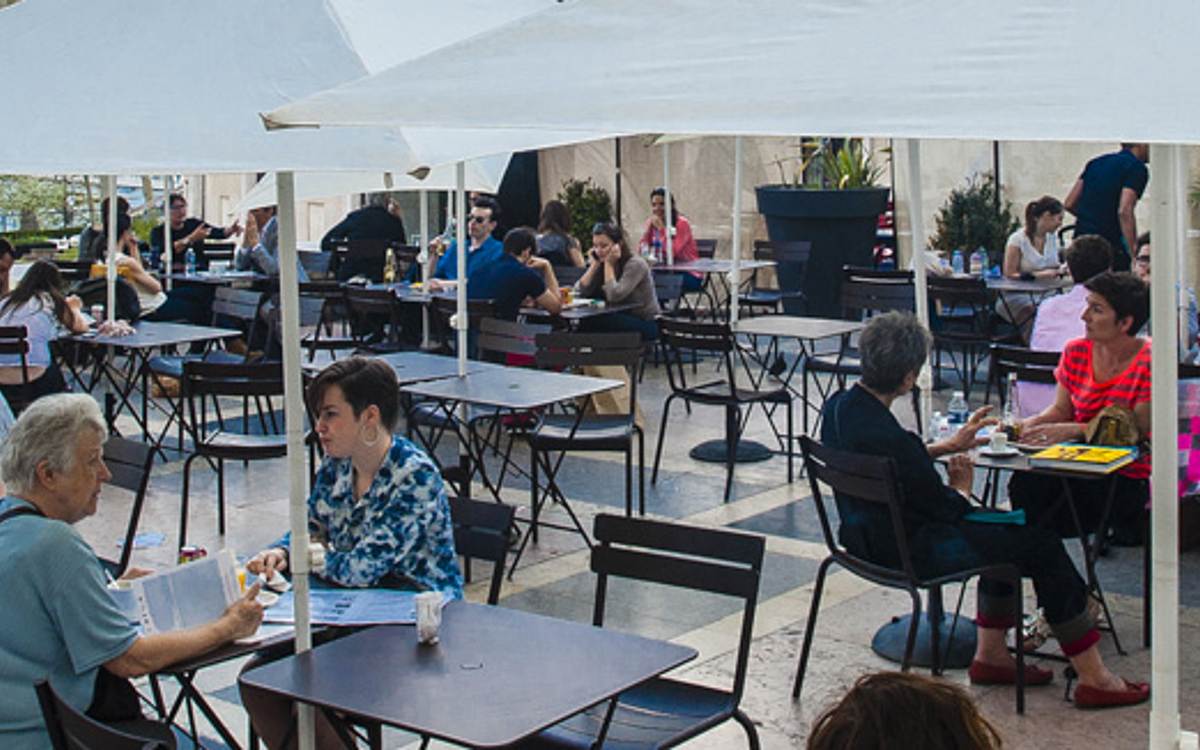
[953,391,964,398]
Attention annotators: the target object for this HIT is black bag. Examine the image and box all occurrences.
[69,276,142,321]
[85,667,144,723]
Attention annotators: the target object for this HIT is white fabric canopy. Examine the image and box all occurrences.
[236,155,510,212]
[266,0,1200,146]
[0,0,570,175]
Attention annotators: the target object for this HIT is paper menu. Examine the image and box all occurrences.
[126,549,241,634]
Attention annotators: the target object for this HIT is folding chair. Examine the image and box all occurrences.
[36,679,170,750]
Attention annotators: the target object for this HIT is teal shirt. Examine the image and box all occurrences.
[0,498,138,749]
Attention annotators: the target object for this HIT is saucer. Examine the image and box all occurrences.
[978,445,1020,458]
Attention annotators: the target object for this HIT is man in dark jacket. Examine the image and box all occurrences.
[321,193,408,282]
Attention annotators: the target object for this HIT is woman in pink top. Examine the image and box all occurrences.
[640,188,701,292]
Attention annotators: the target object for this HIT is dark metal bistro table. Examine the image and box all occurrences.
[61,321,241,452]
[238,600,696,749]
[986,274,1073,331]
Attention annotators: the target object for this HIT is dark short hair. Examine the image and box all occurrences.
[1064,234,1113,284]
[306,357,400,431]
[1084,271,1150,335]
[0,237,16,260]
[473,195,501,223]
[169,192,187,208]
[502,227,538,257]
[807,672,1002,750]
[1136,232,1151,252]
[858,312,930,395]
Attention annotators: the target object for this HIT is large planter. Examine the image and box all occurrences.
[755,185,889,318]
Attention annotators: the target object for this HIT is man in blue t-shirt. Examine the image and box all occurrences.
[1064,143,1149,272]
[428,196,505,288]
[469,227,563,321]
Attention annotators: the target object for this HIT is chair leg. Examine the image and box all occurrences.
[793,556,833,699]
[217,458,226,537]
[624,445,633,517]
[637,430,646,516]
[651,396,676,484]
[179,453,199,552]
[901,588,922,672]
[723,404,738,503]
[733,709,762,750]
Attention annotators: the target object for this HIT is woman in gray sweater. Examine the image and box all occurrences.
[577,221,661,340]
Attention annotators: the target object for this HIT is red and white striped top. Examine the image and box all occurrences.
[1055,338,1152,478]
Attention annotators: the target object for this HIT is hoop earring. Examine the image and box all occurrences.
[360,424,381,448]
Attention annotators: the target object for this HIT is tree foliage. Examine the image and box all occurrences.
[556,178,613,251]
[928,172,1018,265]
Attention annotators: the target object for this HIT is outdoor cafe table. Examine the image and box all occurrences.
[653,258,776,318]
[61,321,241,451]
[302,350,484,384]
[985,274,1073,330]
[873,444,1132,669]
[238,600,697,749]
[401,363,622,547]
[384,282,640,327]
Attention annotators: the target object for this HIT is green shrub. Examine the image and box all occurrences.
[556,178,613,251]
[928,172,1018,267]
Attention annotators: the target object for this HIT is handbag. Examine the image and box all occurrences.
[1084,404,1141,447]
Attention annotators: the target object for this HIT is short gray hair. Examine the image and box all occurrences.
[858,312,931,395]
[0,394,105,495]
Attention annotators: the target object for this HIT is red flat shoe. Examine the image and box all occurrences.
[968,659,1053,686]
[1074,679,1150,709]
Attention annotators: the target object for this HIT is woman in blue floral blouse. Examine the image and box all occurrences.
[246,356,463,596]
[242,357,464,747]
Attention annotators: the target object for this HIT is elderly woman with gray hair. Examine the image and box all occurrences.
[820,312,1148,709]
[0,394,263,747]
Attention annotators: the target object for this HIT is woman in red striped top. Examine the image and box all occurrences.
[1010,271,1151,545]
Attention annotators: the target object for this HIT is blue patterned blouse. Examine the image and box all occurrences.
[287,435,463,598]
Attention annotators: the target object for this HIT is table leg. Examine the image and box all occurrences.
[871,587,977,670]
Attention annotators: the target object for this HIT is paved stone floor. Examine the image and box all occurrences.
[70,340,1200,749]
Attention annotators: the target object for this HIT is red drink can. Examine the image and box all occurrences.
[178,545,208,564]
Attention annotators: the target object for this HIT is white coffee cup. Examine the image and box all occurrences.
[989,430,1009,452]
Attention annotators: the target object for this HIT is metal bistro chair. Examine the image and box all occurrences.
[525,332,644,565]
[522,514,764,750]
[178,361,287,551]
[297,281,357,362]
[343,285,405,353]
[799,266,916,435]
[0,325,33,414]
[792,437,1028,714]
[448,496,516,605]
[737,240,811,318]
[36,679,170,750]
[653,318,792,503]
[98,437,155,580]
[927,274,1017,397]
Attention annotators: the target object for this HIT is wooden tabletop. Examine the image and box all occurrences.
[238,601,696,748]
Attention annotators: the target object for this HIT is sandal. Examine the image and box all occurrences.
[1019,609,1053,653]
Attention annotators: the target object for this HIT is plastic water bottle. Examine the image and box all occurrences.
[951,250,965,276]
[383,246,396,284]
[947,390,969,426]
[651,236,662,263]
[184,246,197,276]
[970,247,985,276]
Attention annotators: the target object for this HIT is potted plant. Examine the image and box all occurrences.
[755,138,891,317]
[927,172,1018,270]
[557,178,614,252]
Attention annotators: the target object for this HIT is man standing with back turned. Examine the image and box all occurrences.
[1063,143,1149,272]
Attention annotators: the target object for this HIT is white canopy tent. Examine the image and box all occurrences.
[236,155,511,212]
[264,1,1197,746]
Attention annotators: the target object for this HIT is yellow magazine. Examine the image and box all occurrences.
[1029,443,1136,474]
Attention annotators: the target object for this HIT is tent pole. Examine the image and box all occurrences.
[903,140,932,428]
[162,175,173,290]
[420,189,431,348]
[455,163,468,377]
[1148,144,1194,750]
[104,176,117,319]
[276,171,317,750]
[663,142,673,265]
[729,136,743,326]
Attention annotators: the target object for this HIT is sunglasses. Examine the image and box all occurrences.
[1136,255,1151,265]
[468,214,491,224]
[592,222,615,234]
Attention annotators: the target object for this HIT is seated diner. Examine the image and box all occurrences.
[821,311,1148,708]
[576,221,661,341]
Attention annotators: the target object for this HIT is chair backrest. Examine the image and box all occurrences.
[657,317,739,396]
[343,286,402,348]
[840,266,916,319]
[989,344,1060,410]
[589,514,764,700]
[430,296,496,354]
[183,361,285,439]
[477,317,552,363]
[554,265,586,288]
[695,238,717,259]
[211,287,265,328]
[652,272,685,314]
[926,274,989,308]
[448,496,515,605]
[35,679,167,750]
[799,436,914,579]
[534,331,643,417]
[0,325,30,384]
[331,239,391,282]
[55,260,94,284]
[101,437,155,578]
[298,251,333,280]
